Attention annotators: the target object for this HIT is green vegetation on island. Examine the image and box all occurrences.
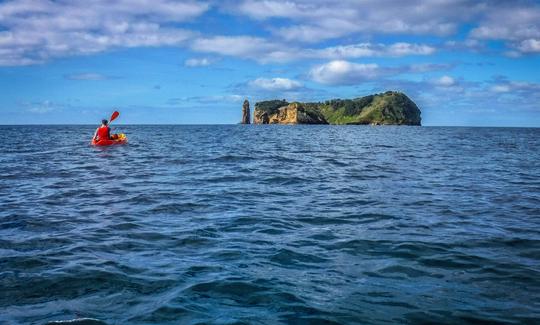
[253,91,421,125]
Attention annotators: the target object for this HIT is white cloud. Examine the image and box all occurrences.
[233,0,540,56]
[249,78,303,91]
[236,0,483,42]
[190,35,304,62]
[490,85,510,93]
[276,20,358,43]
[184,57,213,67]
[408,63,454,73]
[309,60,381,85]
[191,35,436,63]
[433,75,456,87]
[26,100,58,113]
[307,60,450,86]
[470,7,540,41]
[191,36,281,61]
[168,94,244,105]
[444,39,484,52]
[0,0,209,65]
[203,94,244,103]
[312,42,435,59]
[64,73,109,80]
[237,0,305,20]
[469,4,540,54]
[517,39,540,53]
[386,43,436,56]
[488,80,540,94]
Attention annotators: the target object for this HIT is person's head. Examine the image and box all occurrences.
[101,119,108,126]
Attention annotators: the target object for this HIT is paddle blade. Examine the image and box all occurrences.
[110,111,119,123]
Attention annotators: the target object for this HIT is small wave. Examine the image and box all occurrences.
[185,279,269,298]
[45,318,107,325]
[209,154,257,162]
[269,248,328,266]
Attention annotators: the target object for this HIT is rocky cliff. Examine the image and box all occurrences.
[253,91,421,125]
[241,99,250,124]
[253,102,327,124]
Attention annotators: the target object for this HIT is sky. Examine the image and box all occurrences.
[0,0,539,126]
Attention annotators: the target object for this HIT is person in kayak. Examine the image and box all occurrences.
[93,119,118,141]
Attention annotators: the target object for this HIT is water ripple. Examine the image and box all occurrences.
[0,125,539,324]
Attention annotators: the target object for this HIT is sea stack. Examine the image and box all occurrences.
[241,99,251,124]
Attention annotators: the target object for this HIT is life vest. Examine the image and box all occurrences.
[96,126,110,140]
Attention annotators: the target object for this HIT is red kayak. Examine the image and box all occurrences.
[91,133,127,146]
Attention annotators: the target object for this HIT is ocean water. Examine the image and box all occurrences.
[0,125,539,324]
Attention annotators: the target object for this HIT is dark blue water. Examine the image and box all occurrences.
[1,125,539,324]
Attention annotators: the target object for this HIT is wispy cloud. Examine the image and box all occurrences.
[236,0,483,42]
[191,36,280,62]
[308,42,436,59]
[516,39,540,54]
[184,57,215,67]
[432,75,457,87]
[191,35,437,63]
[64,73,115,80]
[488,79,540,96]
[249,78,303,91]
[408,63,455,73]
[0,0,209,66]
[469,3,540,55]
[307,60,452,86]
[232,0,540,56]
[24,100,62,114]
[309,61,382,85]
[168,94,244,106]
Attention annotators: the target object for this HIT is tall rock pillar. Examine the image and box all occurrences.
[241,99,251,124]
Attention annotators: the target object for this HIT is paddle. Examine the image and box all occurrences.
[108,111,120,140]
[110,110,119,124]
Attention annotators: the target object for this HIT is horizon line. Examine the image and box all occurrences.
[0,124,539,128]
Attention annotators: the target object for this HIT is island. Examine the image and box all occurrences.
[252,91,421,125]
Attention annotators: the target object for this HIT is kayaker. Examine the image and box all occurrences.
[93,119,115,141]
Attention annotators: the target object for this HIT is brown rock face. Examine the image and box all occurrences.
[253,102,328,124]
[269,103,298,124]
[258,112,269,124]
[253,110,266,124]
[241,100,250,124]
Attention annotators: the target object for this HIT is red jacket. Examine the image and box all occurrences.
[96,126,110,140]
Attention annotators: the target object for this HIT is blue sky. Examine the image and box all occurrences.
[0,0,539,126]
